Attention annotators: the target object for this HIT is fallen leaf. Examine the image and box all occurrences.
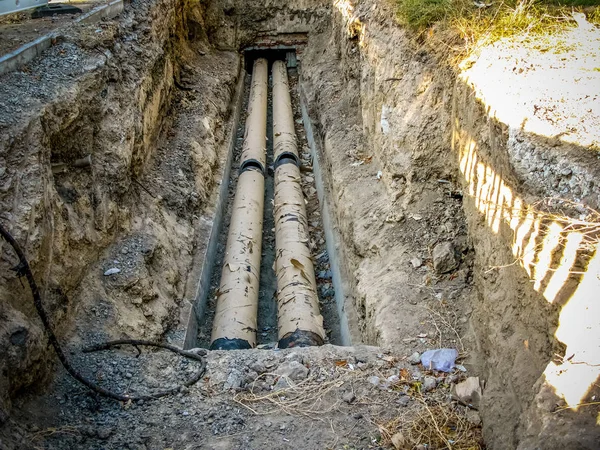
[335,360,348,367]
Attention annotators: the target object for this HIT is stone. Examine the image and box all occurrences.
[273,377,290,391]
[410,258,422,269]
[284,352,303,364]
[407,352,421,365]
[224,369,244,390]
[422,376,438,392]
[453,377,482,408]
[432,242,458,274]
[368,375,381,386]
[391,432,407,449]
[249,361,267,374]
[466,409,481,426]
[97,427,114,440]
[275,361,309,381]
[342,392,356,404]
[397,396,410,407]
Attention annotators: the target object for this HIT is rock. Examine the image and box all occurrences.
[407,352,421,365]
[368,375,381,386]
[391,432,407,449]
[249,361,267,374]
[466,409,481,426]
[396,396,410,407]
[432,242,458,274]
[342,392,356,404]
[273,377,290,391]
[97,427,114,440]
[422,376,438,392]
[410,258,422,269]
[224,369,244,390]
[453,377,482,409]
[275,361,309,381]
[243,370,259,385]
[284,352,303,364]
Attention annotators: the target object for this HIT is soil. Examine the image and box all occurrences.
[3,344,483,450]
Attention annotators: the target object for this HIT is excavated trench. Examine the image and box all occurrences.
[190,50,347,351]
[1,0,598,448]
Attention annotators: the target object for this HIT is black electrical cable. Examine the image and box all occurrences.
[0,221,206,402]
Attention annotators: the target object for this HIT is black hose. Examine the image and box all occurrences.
[0,221,206,402]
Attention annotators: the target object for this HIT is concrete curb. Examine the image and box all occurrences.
[75,0,123,25]
[0,0,123,76]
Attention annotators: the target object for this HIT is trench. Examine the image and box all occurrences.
[189,49,349,350]
[3,1,593,448]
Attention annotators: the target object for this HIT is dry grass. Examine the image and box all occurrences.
[394,0,598,54]
[233,366,357,418]
[378,397,484,449]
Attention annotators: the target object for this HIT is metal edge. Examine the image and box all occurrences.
[298,79,361,347]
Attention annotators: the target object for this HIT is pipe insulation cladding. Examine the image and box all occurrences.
[272,60,326,348]
[239,58,269,173]
[210,59,269,350]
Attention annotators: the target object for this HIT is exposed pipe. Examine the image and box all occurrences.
[239,58,269,174]
[210,58,269,350]
[272,60,326,348]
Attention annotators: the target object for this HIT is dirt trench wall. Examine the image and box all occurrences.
[299,0,598,448]
[301,0,472,355]
[453,78,600,448]
[206,0,331,48]
[0,0,236,420]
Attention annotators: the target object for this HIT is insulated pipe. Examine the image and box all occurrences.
[272,60,300,166]
[210,59,268,350]
[239,58,269,173]
[272,60,326,348]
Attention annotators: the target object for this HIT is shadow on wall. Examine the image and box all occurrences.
[452,75,599,442]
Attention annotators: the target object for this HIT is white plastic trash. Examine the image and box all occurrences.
[420,348,458,372]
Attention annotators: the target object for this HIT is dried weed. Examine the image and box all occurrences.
[377,397,484,449]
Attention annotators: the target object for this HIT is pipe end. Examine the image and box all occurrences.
[209,338,253,351]
[239,158,265,175]
[274,152,300,169]
[278,330,324,349]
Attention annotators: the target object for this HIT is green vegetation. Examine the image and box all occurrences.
[395,0,600,47]
[396,0,454,29]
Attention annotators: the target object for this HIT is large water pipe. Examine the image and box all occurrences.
[272,60,326,348]
[210,58,268,350]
